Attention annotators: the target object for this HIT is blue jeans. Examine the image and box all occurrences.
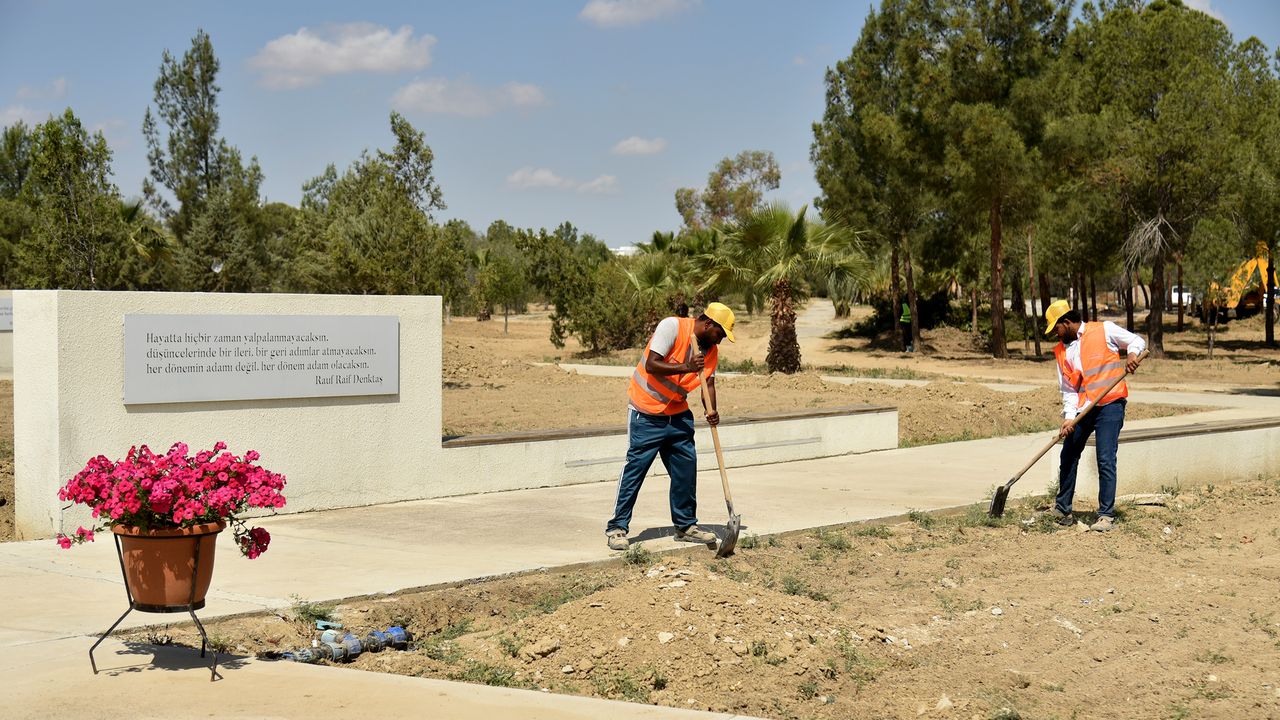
[1056,399,1126,518]
[606,409,698,534]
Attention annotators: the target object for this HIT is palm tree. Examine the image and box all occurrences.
[470,247,493,320]
[624,253,677,331]
[637,230,676,255]
[702,203,869,373]
[632,227,725,315]
[114,198,179,290]
[120,199,176,265]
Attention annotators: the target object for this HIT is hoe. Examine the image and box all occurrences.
[698,370,740,557]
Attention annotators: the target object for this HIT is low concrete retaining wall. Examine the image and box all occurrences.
[1054,417,1280,496]
[441,405,898,495]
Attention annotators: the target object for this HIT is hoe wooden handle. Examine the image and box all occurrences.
[696,365,734,512]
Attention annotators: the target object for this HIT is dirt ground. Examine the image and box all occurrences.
[449,302,1277,404]
[11,303,1280,716]
[132,479,1280,720]
[442,336,1187,444]
[439,303,1250,440]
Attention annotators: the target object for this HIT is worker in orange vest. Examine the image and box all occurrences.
[606,302,736,551]
[1044,300,1145,532]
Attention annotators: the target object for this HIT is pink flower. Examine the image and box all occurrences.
[55,442,286,557]
[238,526,270,559]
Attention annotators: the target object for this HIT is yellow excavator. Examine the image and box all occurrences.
[1211,242,1272,318]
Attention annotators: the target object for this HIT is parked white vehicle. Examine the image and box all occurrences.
[1169,285,1196,308]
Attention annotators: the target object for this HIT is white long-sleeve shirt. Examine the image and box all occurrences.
[1056,321,1147,419]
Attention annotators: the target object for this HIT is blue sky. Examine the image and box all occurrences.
[1,0,1277,249]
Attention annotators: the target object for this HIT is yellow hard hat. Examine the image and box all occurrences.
[704,302,736,343]
[1043,299,1071,336]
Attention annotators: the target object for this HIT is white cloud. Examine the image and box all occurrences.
[251,23,435,89]
[392,78,547,117]
[507,167,575,190]
[506,168,619,194]
[579,175,619,194]
[0,105,45,128]
[611,136,667,155]
[16,77,68,101]
[502,82,547,108]
[579,0,698,28]
[1183,0,1226,22]
[792,55,807,66]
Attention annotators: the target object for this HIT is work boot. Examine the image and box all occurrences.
[1050,508,1074,527]
[606,529,629,551]
[1091,516,1116,533]
[674,525,717,544]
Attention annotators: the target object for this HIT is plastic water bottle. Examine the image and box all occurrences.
[318,641,347,662]
[383,626,411,649]
[281,648,322,663]
[340,633,363,661]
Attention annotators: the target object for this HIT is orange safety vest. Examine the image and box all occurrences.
[1053,322,1128,411]
[628,317,719,415]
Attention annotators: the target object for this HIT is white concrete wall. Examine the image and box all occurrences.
[14,290,442,539]
[12,289,899,539]
[441,408,898,495]
[1052,423,1280,499]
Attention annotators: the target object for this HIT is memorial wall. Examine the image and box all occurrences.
[13,290,441,539]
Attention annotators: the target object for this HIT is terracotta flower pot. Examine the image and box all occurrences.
[112,521,226,611]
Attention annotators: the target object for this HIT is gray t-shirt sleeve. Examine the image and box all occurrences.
[647,317,679,357]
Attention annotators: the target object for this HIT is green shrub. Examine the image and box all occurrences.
[782,576,807,596]
[288,595,335,624]
[622,543,653,566]
[533,578,608,614]
[555,261,663,353]
[497,635,523,658]
[719,356,763,373]
[907,509,936,529]
[593,670,650,702]
[835,290,953,338]
[437,619,473,640]
[816,528,851,551]
[450,660,523,687]
[943,302,1040,343]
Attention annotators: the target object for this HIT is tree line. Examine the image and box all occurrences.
[0,31,618,343]
[3,5,1275,368]
[0,28,870,373]
[811,0,1280,357]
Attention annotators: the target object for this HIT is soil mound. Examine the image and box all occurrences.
[131,479,1280,719]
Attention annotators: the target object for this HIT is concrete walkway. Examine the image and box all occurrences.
[1,384,1275,719]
